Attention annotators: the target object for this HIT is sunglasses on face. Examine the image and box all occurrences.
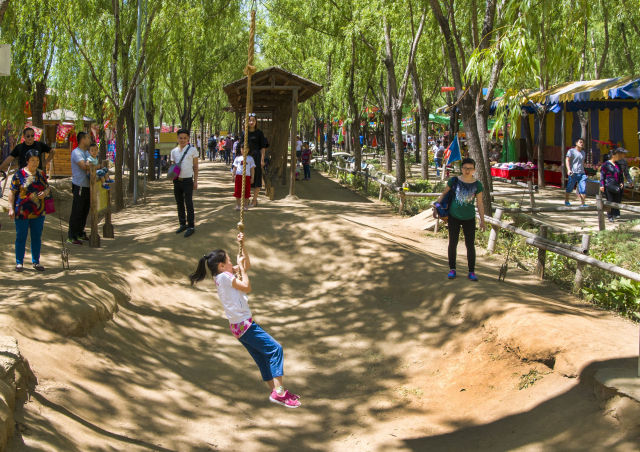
[248,113,256,117]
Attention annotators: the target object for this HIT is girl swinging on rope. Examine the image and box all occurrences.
[189,233,302,408]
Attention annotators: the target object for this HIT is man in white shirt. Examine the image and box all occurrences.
[170,129,199,238]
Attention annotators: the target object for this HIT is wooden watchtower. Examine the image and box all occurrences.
[223,66,322,199]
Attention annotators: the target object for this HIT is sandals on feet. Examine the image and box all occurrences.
[33,263,45,272]
[15,264,23,272]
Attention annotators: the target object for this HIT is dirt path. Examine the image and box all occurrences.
[1,163,638,451]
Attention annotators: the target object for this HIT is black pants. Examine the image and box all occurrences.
[68,184,90,239]
[173,178,194,228]
[448,215,476,272]
[224,150,232,165]
[605,186,622,218]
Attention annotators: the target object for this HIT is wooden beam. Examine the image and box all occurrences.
[251,85,303,91]
[289,88,298,196]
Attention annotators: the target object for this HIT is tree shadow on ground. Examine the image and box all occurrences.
[399,357,640,452]
[3,163,634,451]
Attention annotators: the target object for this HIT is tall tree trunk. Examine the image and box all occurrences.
[31,81,46,129]
[521,113,534,161]
[383,111,392,172]
[114,112,126,209]
[199,114,205,160]
[125,102,135,195]
[146,110,155,182]
[326,122,333,160]
[619,23,636,76]
[536,111,547,188]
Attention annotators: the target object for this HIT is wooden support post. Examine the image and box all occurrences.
[289,88,299,196]
[535,225,547,279]
[527,180,536,208]
[399,190,405,214]
[434,216,439,233]
[379,183,384,201]
[596,192,606,231]
[487,207,503,254]
[102,159,114,238]
[573,233,591,292]
[89,164,101,248]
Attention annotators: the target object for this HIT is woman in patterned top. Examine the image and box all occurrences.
[600,147,626,222]
[8,149,51,272]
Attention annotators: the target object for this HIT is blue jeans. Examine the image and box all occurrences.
[303,164,311,179]
[15,215,45,265]
[434,158,442,175]
[566,173,587,194]
[238,322,283,381]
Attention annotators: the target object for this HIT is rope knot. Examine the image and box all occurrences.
[243,65,257,76]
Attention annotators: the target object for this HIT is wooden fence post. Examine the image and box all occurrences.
[596,192,606,231]
[573,233,591,293]
[364,167,369,193]
[379,183,384,201]
[527,180,536,208]
[535,225,547,279]
[487,207,503,253]
[89,164,100,248]
[102,159,114,238]
[398,190,405,214]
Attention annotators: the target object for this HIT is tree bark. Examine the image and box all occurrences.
[429,0,496,212]
[31,81,46,129]
[595,0,609,79]
[536,111,546,188]
[619,23,635,76]
[521,113,533,161]
[382,110,393,172]
[0,0,9,24]
[125,102,135,195]
[114,112,126,209]
[409,62,430,180]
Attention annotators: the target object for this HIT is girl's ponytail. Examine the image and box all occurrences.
[189,249,227,286]
[189,256,208,286]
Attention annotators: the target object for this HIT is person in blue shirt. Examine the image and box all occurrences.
[67,132,91,245]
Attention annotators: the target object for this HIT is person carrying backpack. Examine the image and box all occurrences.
[433,158,486,281]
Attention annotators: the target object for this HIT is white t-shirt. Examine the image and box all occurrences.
[296,140,302,151]
[232,155,256,175]
[170,144,199,178]
[215,271,252,324]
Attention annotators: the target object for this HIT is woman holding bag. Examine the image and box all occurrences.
[7,149,51,272]
[600,147,626,222]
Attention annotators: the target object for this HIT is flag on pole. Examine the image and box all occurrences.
[444,135,461,164]
[338,125,344,143]
[371,135,378,148]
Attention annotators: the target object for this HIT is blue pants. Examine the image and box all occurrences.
[15,215,45,265]
[303,164,311,179]
[435,158,442,175]
[238,322,283,381]
[566,173,587,194]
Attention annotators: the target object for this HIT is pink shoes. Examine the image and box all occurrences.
[269,389,301,408]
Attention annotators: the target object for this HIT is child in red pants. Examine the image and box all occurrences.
[232,154,255,210]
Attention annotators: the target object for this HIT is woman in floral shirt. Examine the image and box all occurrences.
[8,149,51,272]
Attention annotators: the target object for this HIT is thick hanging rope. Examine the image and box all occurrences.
[238,8,257,257]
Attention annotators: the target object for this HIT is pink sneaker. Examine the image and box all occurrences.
[269,390,301,408]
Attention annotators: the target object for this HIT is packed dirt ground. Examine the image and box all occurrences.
[0,162,638,451]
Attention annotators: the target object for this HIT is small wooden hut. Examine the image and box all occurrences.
[223,66,322,198]
[29,109,94,177]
